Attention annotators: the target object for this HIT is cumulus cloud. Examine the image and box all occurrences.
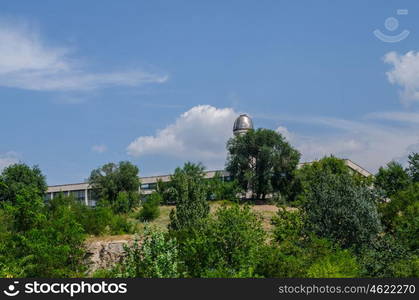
[127,105,238,168]
[385,51,419,104]
[91,144,107,153]
[275,118,419,173]
[0,18,167,91]
[0,152,19,171]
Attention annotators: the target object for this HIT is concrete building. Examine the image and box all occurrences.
[46,114,372,206]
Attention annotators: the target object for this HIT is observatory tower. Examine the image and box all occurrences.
[233,114,253,136]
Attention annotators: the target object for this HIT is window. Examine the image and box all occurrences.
[141,183,157,190]
[70,190,85,203]
[53,191,68,198]
[44,193,52,202]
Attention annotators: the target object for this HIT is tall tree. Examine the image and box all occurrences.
[226,128,300,201]
[0,164,47,204]
[375,161,411,198]
[407,152,419,182]
[168,162,209,231]
[88,161,140,212]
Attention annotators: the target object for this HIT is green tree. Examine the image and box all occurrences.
[380,182,419,231]
[0,164,47,204]
[375,161,411,198]
[226,128,300,201]
[168,162,209,231]
[300,157,382,249]
[139,192,161,222]
[89,161,140,213]
[407,152,419,182]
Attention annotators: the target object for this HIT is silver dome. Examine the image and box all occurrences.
[233,114,253,136]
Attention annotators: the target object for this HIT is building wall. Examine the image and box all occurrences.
[46,160,372,206]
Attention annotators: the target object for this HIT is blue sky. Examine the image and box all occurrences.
[1,0,419,185]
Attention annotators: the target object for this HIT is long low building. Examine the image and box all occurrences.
[46,159,371,207]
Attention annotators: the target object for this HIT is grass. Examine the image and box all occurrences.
[90,201,285,242]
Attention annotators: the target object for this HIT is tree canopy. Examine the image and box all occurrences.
[88,161,140,213]
[226,128,300,201]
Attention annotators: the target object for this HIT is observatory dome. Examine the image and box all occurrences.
[233,114,253,136]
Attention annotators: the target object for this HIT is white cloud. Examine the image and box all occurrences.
[275,117,419,173]
[91,144,107,153]
[384,51,419,104]
[276,126,293,141]
[127,105,238,168]
[365,111,419,124]
[0,18,167,91]
[0,152,19,171]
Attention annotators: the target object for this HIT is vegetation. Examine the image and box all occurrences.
[138,192,161,222]
[89,161,140,213]
[0,135,417,278]
[226,128,300,201]
[168,162,209,232]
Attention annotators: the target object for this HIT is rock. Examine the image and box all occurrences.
[84,239,130,275]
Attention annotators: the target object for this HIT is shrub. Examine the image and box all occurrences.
[168,163,209,231]
[139,192,161,222]
[180,205,265,277]
[359,234,407,277]
[393,201,419,252]
[114,227,182,278]
[306,249,360,278]
[271,206,304,243]
[300,157,382,249]
[380,182,419,232]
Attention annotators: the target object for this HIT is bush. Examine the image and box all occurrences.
[180,205,265,277]
[139,192,161,222]
[306,249,360,278]
[168,162,209,231]
[380,182,419,232]
[393,201,419,252]
[271,206,304,243]
[114,227,182,278]
[300,157,382,249]
[256,235,360,278]
[358,235,407,277]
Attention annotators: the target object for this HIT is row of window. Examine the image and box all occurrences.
[45,176,233,205]
[44,189,97,206]
[140,176,232,190]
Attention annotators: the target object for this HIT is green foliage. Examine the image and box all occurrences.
[114,227,181,278]
[306,250,360,278]
[375,161,411,198]
[226,128,300,201]
[358,235,407,278]
[300,157,382,249]
[47,194,133,236]
[407,152,419,182]
[390,255,419,277]
[168,162,209,231]
[380,182,419,231]
[139,192,161,222]
[393,200,419,252]
[255,235,359,278]
[89,161,140,213]
[0,188,86,277]
[179,205,265,277]
[271,207,304,243]
[0,164,47,204]
[207,171,240,202]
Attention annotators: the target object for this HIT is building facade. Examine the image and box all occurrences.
[46,115,372,206]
